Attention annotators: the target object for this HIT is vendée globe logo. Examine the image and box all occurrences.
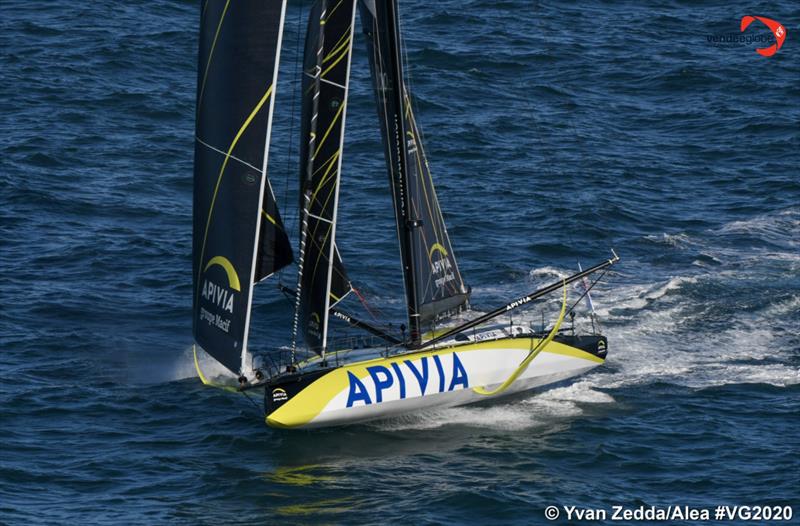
[740,16,786,56]
[707,16,787,57]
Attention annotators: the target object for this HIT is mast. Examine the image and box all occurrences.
[192,0,293,376]
[359,0,421,345]
[385,0,422,345]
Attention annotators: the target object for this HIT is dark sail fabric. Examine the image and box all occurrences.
[254,183,293,282]
[193,0,291,374]
[403,94,469,322]
[358,0,468,337]
[297,0,356,353]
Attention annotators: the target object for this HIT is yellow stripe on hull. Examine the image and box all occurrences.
[266,337,603,429]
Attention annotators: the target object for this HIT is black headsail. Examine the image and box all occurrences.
[295,0,358,355]
[193,0,292,375]
[359,0,469,345]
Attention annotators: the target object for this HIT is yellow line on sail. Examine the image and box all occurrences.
[198,0,231,108]
[312,101,345,159]
[195,84,273,304]
[312,147,340,176]
[305,156,345,297]
[261,209,277,226]
[324,0,346,25]
[323,28,350,63]
[406,100,442,268]
[320,42,351,79]
[311,150,340,204]
[473,281,568,396]
[323,33,351,64]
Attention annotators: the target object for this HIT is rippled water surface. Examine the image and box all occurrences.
[2,0,798,524]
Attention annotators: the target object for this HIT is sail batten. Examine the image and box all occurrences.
[192,0,292,375]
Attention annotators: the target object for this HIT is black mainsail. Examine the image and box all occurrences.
[359,0,469,345]
[295,0,357,354]
[193,0,292,374]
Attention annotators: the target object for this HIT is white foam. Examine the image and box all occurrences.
[762,294,800,318]
[371,378,616,432]
[528,266,570,282]
[719,208,800,244]
[643,276,698,302]
[372,398,582,432]
[595,280,800,390]
[169,346,238,385]
[645,232,692,247]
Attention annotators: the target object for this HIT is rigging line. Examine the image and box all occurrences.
[566,268,608,316]
[324,0,346,24]
[240,388,264,418]
[352,287,381,322]
[196,136,263,174]
[312,102,346,159]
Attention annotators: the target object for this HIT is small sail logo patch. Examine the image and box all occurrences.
[429,243,456,288]
[272,388,288,403]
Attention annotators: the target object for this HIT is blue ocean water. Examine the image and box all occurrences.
[2,0,798,524]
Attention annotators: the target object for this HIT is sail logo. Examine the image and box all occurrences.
[429,243,456,288]
[506,295,532,311]
[199,256,240,333]
[272,388,288,403]
[201,280,235,313]
[346,353,469,407]
[740,16,786,57]
[406,131,418,155]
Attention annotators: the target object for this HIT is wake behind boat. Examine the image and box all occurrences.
[191,0,619,429]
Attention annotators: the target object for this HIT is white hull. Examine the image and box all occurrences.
[265,336,604,429]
